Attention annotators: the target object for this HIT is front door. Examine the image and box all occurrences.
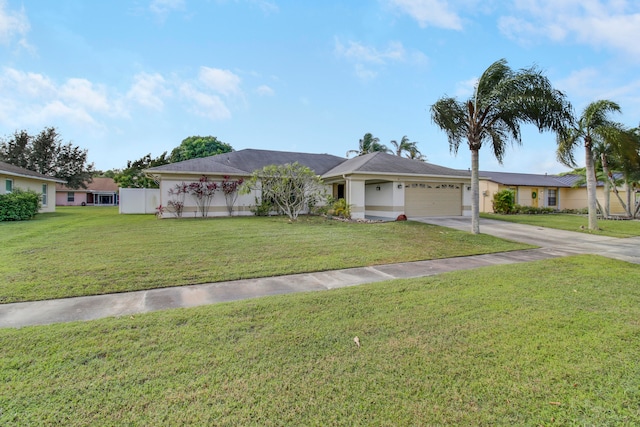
[531,188,539,208]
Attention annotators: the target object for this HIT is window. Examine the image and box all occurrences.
[42,184,48,206]
[547,189,557,207]
[5,179,12,194]
[67,192,75,202]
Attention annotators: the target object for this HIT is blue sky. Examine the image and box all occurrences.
[0,0,639,174]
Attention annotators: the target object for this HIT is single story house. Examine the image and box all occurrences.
[56,178,119,206]
[1,160,66,213]
[479,170,632,214]
[145,149,473,219]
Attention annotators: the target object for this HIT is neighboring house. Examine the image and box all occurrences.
[479,171,631,214]
[0,160,66,213]
[145,149,472,219]
[55,177,119,206]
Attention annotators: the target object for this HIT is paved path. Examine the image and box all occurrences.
[1,217,638,328]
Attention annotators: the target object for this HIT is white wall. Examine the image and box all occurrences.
[119,188,160,214]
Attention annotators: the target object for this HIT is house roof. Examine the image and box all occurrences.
[56,177,119,192]
[146,148,346,176]
[479,170,573,187]
[323,152,470,178]
[0,161,66,183]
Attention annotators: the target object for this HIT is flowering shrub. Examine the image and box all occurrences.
[167,182,188,217]
[188,176,218,217]
[221,176,244,215]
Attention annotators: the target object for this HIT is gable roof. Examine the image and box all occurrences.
[0,161,66,183]
[479,170,571,187]
[146,149,346,176]
[323,152,470,178]
[56,177,119,192]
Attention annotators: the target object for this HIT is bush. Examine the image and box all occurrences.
[513,205,556,215]
[0,189,41,221]
[251,197,273,216]
[327,198,351,219]
[492,189,515,214]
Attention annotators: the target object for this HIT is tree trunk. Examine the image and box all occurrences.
[585,141,599,230]
[470,148,480,234]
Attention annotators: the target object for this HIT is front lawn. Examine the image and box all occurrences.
[481,212,640,238]
[0,207,531,303]
[1,255,639,425]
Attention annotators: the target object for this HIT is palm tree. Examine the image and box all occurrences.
[346,133,390,157]
[557,100,622,229]
[431,58,572,234]
[406,145,427,162]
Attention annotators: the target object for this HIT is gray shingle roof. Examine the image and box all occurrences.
[323,152,470,178]
[0,161,66,183]
[479,170,572,187]
[146,149,346,175]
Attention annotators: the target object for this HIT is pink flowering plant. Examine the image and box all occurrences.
[187,176,218,217]
[221,175,244,216]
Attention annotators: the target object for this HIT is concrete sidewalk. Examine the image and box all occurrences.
[2,217,638,328]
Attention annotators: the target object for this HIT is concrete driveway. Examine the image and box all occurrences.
[413,216,640,265]
[2,216,638,328]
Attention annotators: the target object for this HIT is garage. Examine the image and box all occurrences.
[404,182,462,217]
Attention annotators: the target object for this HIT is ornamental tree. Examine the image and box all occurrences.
[187,176,218,217]
[221,175,244,216]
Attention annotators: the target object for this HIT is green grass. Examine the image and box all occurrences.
[481,212,640,238]
[0,207,531,303]
[1,255,639,425]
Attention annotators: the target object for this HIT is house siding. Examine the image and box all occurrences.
[1,173,57,213]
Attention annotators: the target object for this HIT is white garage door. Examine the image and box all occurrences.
[405,182,461,217]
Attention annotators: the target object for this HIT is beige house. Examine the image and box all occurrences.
[479,171,632,215]
[1,161,66,213]
[145,149,472,219]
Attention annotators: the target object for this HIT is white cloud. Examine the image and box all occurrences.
[386,0,463,30]
[179,82,232,120]
[334,38,426,80]
[499,0,640,57]
[0,0,30,46]
[149,0,185,16]
[127,72,171,110]
[454,77,478,98]
[0,68,125,129]
[199,67,242,97]
[256,84,274,96]
[335,38,406,64]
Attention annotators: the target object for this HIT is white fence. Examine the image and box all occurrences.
[119,188,160,214]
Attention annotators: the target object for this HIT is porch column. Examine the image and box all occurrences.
[346,178,365,219]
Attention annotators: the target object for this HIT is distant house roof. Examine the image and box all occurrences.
[0,161,66,183]
[146,149,346,176]
[56,177,119,193]
[323,152,470,178]
[479,170,571,187]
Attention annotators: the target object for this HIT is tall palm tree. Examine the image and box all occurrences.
[346,133,390,157]
[557,100,622,229]
[389,135,414,155]
[431,58,572,234]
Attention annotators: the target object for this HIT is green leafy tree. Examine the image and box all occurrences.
[0,127,94,189]
[170,136,233,163]
[114,152,170,188]
[431,58,572,234]
[0,130,30,168]
[557,100,622,229]
[244,163,327,221]
[346,133,390,157]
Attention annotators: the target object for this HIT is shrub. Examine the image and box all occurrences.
[251,197,273,216]
[327,198,351,219]
[514,205,556,215]
[492,189,515,214]
[0,189,41,221]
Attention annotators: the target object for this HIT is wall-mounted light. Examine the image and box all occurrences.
[397,184,403,189]
[376,186,381,191]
